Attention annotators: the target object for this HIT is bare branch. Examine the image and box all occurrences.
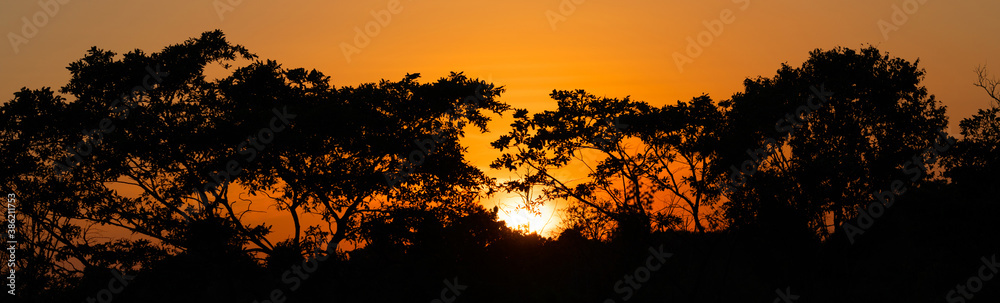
[974,64,1000,107]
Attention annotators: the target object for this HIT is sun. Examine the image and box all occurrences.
[494,197,557,237]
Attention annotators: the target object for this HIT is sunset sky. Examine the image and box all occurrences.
[3,0,998,238]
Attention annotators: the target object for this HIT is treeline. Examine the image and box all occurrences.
[1,30,997,302]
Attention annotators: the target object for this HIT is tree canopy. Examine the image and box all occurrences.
[2,32,998,302]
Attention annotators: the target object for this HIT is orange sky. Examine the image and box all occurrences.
[3,0,999,239]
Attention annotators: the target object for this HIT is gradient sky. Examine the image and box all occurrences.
[3,0,998,238]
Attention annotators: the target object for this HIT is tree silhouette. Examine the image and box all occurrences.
[4,31,999,302]
[632,95,726,233]
[0,30,510,299]
[943,65,1000,197]
[714,46,949,240]
[491,90,724,241]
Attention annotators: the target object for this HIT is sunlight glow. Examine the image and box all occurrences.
[495,197,557,237]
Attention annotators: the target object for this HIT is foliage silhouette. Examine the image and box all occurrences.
[0,30,509,301]
[714,46,949,240]
[1,32,998,303]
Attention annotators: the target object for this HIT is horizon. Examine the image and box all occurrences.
[4,0,999,238]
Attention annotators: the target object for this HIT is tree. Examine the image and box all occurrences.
[714,46,949,239]
[1,31,259,293]
[0,30,509,297]
[633,95,726,233]
[943,65,1000,195]
[491,90,723,239]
